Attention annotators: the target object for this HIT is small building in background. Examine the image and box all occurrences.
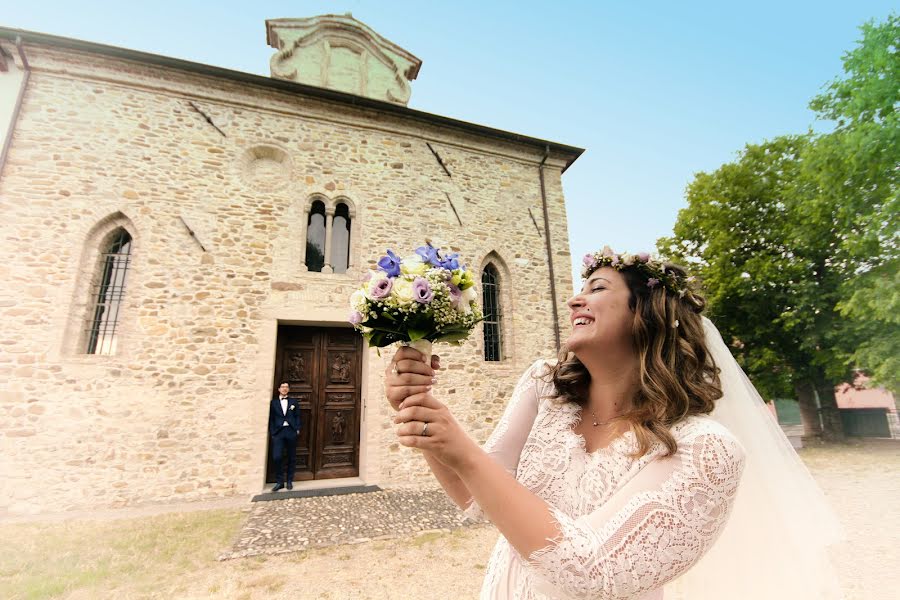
[835,374,899,439]
[773,374,899,447]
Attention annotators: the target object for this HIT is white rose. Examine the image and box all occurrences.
[392,278,414,304]
[350,289,368,311]
[401,255,427,276]
[458,286,477,313]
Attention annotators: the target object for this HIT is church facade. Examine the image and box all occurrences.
[0,16,582,516]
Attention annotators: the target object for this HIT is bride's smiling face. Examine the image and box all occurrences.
[566,267,634,358]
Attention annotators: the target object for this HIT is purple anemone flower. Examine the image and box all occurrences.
[582,253,594,266]
[371,277,393,299]
[348,311,364,325]
[636,252,651,263]
[412,277,434,304]
[646,278,660,288]
[377,249,401,277]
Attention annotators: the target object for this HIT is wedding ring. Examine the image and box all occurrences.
[421,422,429,436]
[391,364,398,374]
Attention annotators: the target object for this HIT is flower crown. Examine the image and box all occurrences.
[581,246,691,295]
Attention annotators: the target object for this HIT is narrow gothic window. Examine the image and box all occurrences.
[85,229,132,355]
[305,200,326,272]
[482,264,502,361]
[331,203,351,274]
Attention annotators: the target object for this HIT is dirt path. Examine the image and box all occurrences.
[802,439,900,600]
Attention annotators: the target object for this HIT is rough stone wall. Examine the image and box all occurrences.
[0,41,576,516]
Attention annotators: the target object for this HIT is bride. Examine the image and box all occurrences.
[386,247,842,599]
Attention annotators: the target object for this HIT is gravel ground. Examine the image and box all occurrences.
[220,487,483,560]
[187,438,898,600]
[800,439,900,600]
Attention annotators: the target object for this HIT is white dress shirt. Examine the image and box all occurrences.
[279,396,289,427]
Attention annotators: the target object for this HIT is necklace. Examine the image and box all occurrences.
[589,409,618,427]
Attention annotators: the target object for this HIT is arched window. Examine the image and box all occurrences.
[85,228,132,355]
[305,200,326,272]
[330,203,351,274]
[481,264,502,361]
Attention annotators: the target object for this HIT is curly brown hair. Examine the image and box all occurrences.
[544,263,721,458]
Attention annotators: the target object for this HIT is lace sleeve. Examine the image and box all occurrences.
[524,430,746,600]
[462,359,548,520]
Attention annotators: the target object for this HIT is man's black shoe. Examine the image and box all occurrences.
[286,482,293,490]
[272,483,285,492]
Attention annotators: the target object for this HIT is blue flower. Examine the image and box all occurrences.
[415,244,442,267]
[377,249,401,277]
[438,252,460,271]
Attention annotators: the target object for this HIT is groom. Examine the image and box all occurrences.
[269,382,301,491]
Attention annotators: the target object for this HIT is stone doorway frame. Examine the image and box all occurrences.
[252,317,375,493]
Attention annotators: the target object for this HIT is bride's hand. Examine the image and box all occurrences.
[393,392,479,470]
[384,347,441,412]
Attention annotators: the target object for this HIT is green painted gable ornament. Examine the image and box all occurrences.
[266,14,422,106]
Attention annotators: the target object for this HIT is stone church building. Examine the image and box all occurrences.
[0,15,582,516]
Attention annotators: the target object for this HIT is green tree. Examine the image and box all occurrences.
[661,14,899,440]
[660,136,855,440]
[807,14,899,392]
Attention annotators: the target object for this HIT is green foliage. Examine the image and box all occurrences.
[807,13,900,391]
[662,13,899,396]
[809,14,899,127]
[837,262,900,390]
[660,135,838,399]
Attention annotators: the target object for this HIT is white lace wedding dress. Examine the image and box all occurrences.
[464,360,746,600]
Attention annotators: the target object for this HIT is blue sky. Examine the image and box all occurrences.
[3,1,895,289]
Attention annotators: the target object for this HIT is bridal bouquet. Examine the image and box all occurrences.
[348,243,483,362]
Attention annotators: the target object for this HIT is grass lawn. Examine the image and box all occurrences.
[0,509,244,599]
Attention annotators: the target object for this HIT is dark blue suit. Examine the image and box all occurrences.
[269,395,302,485]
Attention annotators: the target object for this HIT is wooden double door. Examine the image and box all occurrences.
[266,325,363,482]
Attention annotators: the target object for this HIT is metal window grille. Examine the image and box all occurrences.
[482,265,502,361]
[85,229,132,355]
